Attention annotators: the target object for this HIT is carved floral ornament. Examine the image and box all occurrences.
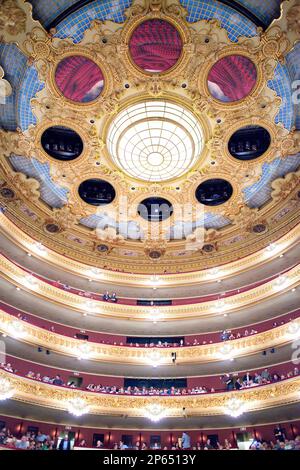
[0,0,299,274]
[0,369,299,417]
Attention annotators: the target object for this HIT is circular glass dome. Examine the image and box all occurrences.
[55,56,104,103]
[107,101,204,182]
[129,19,182,73]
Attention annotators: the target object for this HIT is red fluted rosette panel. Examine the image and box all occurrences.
[207,55,257,102]
[55,55,104,103]
[129,19,182,73]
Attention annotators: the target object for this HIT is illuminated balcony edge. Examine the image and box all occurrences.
[0,213,299,287]
[0,369,299,418]
[0,254,299,321]
[0,309,299,364]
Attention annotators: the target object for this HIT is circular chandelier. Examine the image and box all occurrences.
[67,397,90,417]
[107,101,204,182]
[0,377,15,401]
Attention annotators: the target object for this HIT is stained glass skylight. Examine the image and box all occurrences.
[107,101,204,182]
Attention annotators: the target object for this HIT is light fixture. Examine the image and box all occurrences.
[76,342,92,360]
[209,267,220,277]
[88,267,102,278]
[67,397,90,417]
[85,300,97,311]
[147,350,162,368]
[286,321,300,338]
[216,299,226,312]
[23,274,38,289]
[266,243,277,252]
[0,377,15,401]
[150,275,160,286]
[7,320,26,339]
[143,404,167,422]
[224,398,246,417]
[218,343,234,360]
[32,242,47,256]
[148,308,164,323]
[273,275,289,291]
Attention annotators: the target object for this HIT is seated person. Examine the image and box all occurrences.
[16,436,29,450]
[102,291,110,301]
[52,374,64,386]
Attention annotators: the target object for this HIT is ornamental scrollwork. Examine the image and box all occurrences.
[0,0,299,275]
[0,368,299,417]
[271,169,300,202]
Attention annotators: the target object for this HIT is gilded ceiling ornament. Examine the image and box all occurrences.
[185,227,221,253]
[95,227,125,244]
[0,0,27,38]
[271,170,300,202]
[49,165,80,187]
[0,0,299,274]
[260,28,291,63]
[0,66,12,99]
[279,130,300,157]
[0,130,23,156]
[144,239,167,259]
[145,77,164,96]
[51,206,79,231]
[233,206,264,232]
[23,27,53,65]
[125,0,187,19]
[11,172,40,201]
[185,227,206,253]
[286,1,300,36]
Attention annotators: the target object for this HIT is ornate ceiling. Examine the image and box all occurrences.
[0,0,299,275]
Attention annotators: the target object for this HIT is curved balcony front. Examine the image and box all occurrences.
[0,369,299,429]
[1,254,299,322]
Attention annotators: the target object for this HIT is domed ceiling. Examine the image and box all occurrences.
[0,0,299,275]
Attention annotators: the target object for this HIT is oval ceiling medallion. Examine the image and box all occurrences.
[78,179,116,206]
[55,55,104,103]
[96,244,109,253]
[44,222,61,234]
[129,19,182,73]
[228,125,271,161]
[138,197,173,222]
[149,250,162,259]
[252,223,268,234]
[41,126,83,161]
[0,187,15,199]
[195,179,233,206]
[107,101,204,182]
[207,55,257,102]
